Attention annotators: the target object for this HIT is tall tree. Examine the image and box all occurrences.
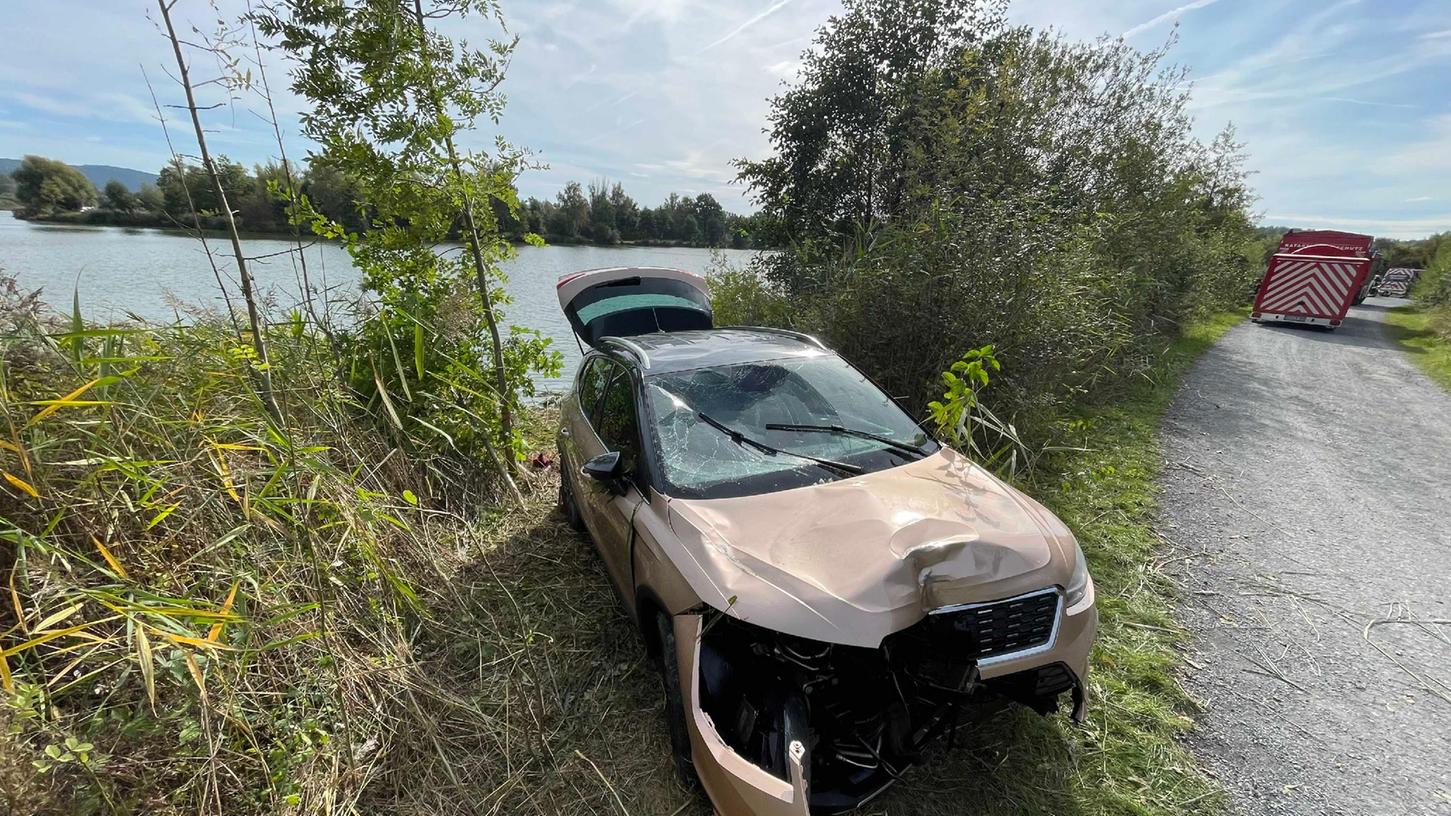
[257,0,548,494]
[135,183,165,212]
[551,182,589,239]
[735,0,1006,241]
[103,179,136,212]
[10,155,97,215]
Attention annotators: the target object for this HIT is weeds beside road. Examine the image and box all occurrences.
[1384,303,1451,391]
[2,280,1243,816]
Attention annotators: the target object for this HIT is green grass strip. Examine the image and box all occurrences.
[1383,304,1451,392]
[873,311,1242,816]
[1025,310,1244,816]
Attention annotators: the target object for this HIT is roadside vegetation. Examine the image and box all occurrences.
[3,0,1269,815]
[1384,233,1451,390]
[717,1,1261,464]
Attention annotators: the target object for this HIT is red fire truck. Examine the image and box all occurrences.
[1251,229,1374,330]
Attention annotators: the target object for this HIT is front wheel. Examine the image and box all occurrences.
[654,612,694,779]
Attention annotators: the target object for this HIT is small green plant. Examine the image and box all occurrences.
[927,345,1036,476]
[33,737,98,773]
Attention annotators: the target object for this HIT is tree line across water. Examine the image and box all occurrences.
[4,154,772,248]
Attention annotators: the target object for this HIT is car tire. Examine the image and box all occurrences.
[654,612,695,780]
[559,472,585,532]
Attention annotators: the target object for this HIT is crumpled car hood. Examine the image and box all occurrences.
[664,447,1076,648]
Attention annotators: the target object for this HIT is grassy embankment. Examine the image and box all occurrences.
[0,287,1241,815]
[1383,304,1451,391]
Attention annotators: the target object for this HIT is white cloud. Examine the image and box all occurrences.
[766,59,801,79]
[1262,213,1451,239]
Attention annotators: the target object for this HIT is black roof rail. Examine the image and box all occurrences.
[599,336,651,369]
[722,325,827,349]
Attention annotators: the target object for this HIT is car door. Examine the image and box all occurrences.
[579,359,646,600]
[562,355,611,478]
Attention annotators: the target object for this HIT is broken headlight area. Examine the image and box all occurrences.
[695,607,1082,813]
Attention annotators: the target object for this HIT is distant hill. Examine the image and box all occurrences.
[0,158,157,192]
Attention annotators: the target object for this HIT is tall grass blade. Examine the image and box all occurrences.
[71,285,84,364]
[208,582,239,643]
[33,603,84,633]
[28,377,109,425]
[92,535,130,580]
[372,360,404,430]
[3,471,39,499]
[136,624,156,712]
[183,650,207,701]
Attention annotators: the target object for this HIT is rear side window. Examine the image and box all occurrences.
[576,357,611,426]
[596,365,641,474]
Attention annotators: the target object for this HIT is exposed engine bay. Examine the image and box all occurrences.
[696,598,1083,813]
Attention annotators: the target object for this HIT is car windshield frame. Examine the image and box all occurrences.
[638,352,939,500]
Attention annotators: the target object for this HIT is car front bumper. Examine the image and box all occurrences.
[672,596,1098,815]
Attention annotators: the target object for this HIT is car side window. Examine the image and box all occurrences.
[577,357,611,427]
[596,364,641,475]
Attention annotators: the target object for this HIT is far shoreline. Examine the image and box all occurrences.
[4,208,769,252]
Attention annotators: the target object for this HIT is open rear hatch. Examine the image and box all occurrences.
[557,266,712,348]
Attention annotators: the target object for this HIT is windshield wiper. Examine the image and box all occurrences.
[764,422,930,459]
[696,412,864,475]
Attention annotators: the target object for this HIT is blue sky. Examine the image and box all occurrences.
[2,0,1448,237]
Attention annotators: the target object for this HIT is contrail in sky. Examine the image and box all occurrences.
[701,0,798,53]
[1121,0,1222,39]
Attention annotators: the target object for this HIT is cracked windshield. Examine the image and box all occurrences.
[648,353,933,494]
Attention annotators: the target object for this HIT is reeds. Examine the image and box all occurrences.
[0,276,683,815]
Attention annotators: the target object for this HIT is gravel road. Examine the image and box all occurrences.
[1158,298,1451,816]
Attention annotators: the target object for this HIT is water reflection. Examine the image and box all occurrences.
[0,211,759,391]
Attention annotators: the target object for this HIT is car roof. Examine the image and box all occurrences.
[595,327,831,375]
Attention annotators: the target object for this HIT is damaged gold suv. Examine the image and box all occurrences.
[555,267,1097,815]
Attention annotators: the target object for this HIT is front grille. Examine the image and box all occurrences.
[932,590,1060,660]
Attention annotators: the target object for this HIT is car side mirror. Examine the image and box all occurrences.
[582,451,624,491]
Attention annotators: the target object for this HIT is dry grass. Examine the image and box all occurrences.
[0,275,693,816]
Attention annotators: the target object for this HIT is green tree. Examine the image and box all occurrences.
[0,171,16,205]
[550,182,589,239]
[723,0,1258,448]
[236,161,293,231]
[135,183,165,212]
[156,156,250,217]
[102,179,136,212]
[257,0,555,487]
[587,180,619,243]
[694,193,727,245]
[11,155,97,215]
[302,162,365,234]
[609,182,639,240]
[736,0,1004,241]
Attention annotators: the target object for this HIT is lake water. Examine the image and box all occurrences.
[0,211,759,391]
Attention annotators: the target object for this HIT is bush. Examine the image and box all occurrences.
[724,0,1262,454]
